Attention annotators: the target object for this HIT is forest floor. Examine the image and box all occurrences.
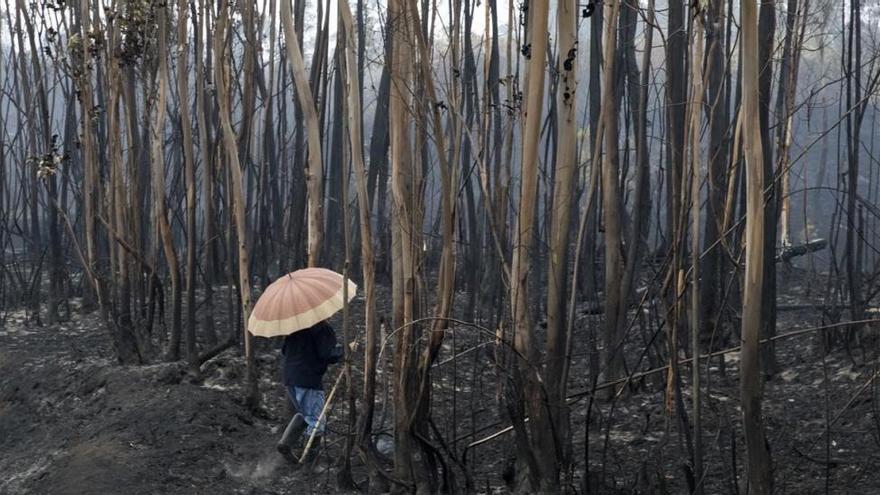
[3,268,880,493]
[565,267,880,494]
[0,296,361,494]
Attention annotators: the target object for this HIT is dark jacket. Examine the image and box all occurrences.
[280,321,342,389]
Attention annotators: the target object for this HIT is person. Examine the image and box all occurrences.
[275,320,343,463]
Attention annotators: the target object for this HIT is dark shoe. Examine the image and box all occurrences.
[276,443,296,463]
[276,413,306,461]
[299,435,322,464]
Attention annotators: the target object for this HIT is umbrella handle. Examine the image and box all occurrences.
[298,371,345,464]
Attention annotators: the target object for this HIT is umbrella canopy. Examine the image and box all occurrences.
[248,267,357,337]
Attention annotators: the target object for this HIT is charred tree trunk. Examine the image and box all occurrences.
[544,0,578,476]
[151,4,183,362]
[741,0,773,491]
[195,0,217,345]
[387,0,428,488]
[601,0,624,391]
[215,0,258,408]
[508,0,553,489]
[338,2,384,489]
[702,0,730,342]
[758,0,778,377]
[281,0,324,268]
[845,0,865,331]
[178,0,199,369]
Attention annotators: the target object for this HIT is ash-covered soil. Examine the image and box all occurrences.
[0,304,351,494]
[3,269,880,493]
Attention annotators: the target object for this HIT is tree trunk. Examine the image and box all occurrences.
[407,0,459,489]
[688,10,706,492]
[387,0,427,488]
[281,0,324,267]
[178,0,199,369]
[77,0,99,309]
[579,0,603,304]
[544,0,578,475]
[845,0,865,331]
[758,0,778,377]
[16,0,57,323]
[666,0,687,249]
[702,0,730,348]
[150,4,183,362]
[601,0,624,389]
[338,2,384,489]
[508,0,551,489]
[214,0,258,408]
[105,14,141,364]
[741,0,773,491]
[195,0,217,345]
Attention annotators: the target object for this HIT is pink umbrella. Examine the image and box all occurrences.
[248,267,357,338]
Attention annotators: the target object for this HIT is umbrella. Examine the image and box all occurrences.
[248,267,357,338]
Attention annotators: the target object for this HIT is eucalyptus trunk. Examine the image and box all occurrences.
[741,0,773,491]
[281,0,324,267]
[214,0,258,408]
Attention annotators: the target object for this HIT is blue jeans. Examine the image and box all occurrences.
[286,386,326,436]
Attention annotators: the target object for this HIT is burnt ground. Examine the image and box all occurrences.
[562,267,880,494]
[0,297,369,495]
[3,268,880,493]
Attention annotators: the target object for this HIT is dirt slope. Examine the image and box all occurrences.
[0,309,337,494]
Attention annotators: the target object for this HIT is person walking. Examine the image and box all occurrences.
[246,267,357,463]
[275,319,343,463]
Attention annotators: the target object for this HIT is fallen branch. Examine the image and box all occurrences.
[777,238,827,262]
[777,304,840,312]
[775,304,880,313]
[197,335,237,368]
